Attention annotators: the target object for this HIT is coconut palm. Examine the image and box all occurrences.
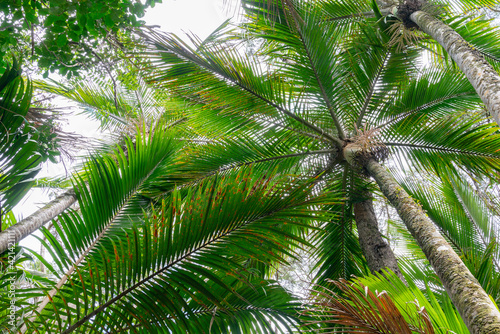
[325,0,500,126]
[135,0,500,331]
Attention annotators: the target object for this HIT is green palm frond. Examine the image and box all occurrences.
[178,128,335,184]
[462,240,500,304]
[444,0,500,15]
[1,120,339,332]
[418,14,500,70]
[244,0,354,138]
[319,0,373,21]
[396,172,483,254]
[35,76,184,133]
[139,18,341,144]
[446,16,500,63]
[342,26,421,131]
[395,170,500,294]
[0,61,51,221]
[311,167,370,284]
[20,163,338,332]
[384,113,500,178]
[377,67,480,124]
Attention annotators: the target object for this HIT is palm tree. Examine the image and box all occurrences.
[5,0,500,332]
[360,0,500,126]
[136,0,500,331]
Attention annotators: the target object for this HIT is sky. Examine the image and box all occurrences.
[144,0,231,38]
[15,0,234,249]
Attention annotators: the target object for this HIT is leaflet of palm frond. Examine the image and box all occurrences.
[0,61,44,215]
[310,169,370,285]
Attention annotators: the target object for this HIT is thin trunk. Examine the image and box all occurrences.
[365,158,500,334]
[0,189,76,254]
[353,194,406,282]
[410,10,500,126]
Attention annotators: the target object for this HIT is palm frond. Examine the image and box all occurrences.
[0,61,53,224]
[384,113,500,178]
[138,22,340,144]
[307,270,468,334]
[21,163,338,332]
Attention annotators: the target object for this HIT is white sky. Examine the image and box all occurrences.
[15,0,233,249]
[144,0,231,38]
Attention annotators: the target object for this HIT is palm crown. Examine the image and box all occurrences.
[140,0,500,278]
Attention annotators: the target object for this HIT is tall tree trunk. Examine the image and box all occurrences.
[353,193,406,282]
[364,157,500,334]
[376,0,500,125]
[0,189,76,254]
[409,10,500,126]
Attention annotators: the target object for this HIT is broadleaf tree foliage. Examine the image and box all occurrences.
[0,0,160,78]
[2,0,500,333]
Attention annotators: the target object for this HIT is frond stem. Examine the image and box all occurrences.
[385,142,499,159]
[284,0,346,140]
[356,53,390,129]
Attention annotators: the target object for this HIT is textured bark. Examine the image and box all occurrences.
[410,11,500,126]
[366,159,500,334]
[0,189,76,254]
[353,195,406,282]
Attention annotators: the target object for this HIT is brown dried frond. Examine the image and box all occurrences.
[386,21,425,52]
[306,278,435,334]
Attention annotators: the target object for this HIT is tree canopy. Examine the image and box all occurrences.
[0,0,160,78]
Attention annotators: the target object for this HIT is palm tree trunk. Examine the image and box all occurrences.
[0,189,76,254]
[365,158,500,334]
[410,10,500,125]
[353,194,406,282]
[375,0,500,126]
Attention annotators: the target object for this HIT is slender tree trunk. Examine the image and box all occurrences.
[0,189,76,254]
[375,0,500,125]
[365,158,500,334]
[353,194,406,282]
[410,11,500,126]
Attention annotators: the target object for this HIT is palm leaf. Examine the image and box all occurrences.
[307,270,468,333]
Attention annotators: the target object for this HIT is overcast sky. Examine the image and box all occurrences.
[144,0,231,39]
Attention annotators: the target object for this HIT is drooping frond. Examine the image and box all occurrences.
[20,163,338,332]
